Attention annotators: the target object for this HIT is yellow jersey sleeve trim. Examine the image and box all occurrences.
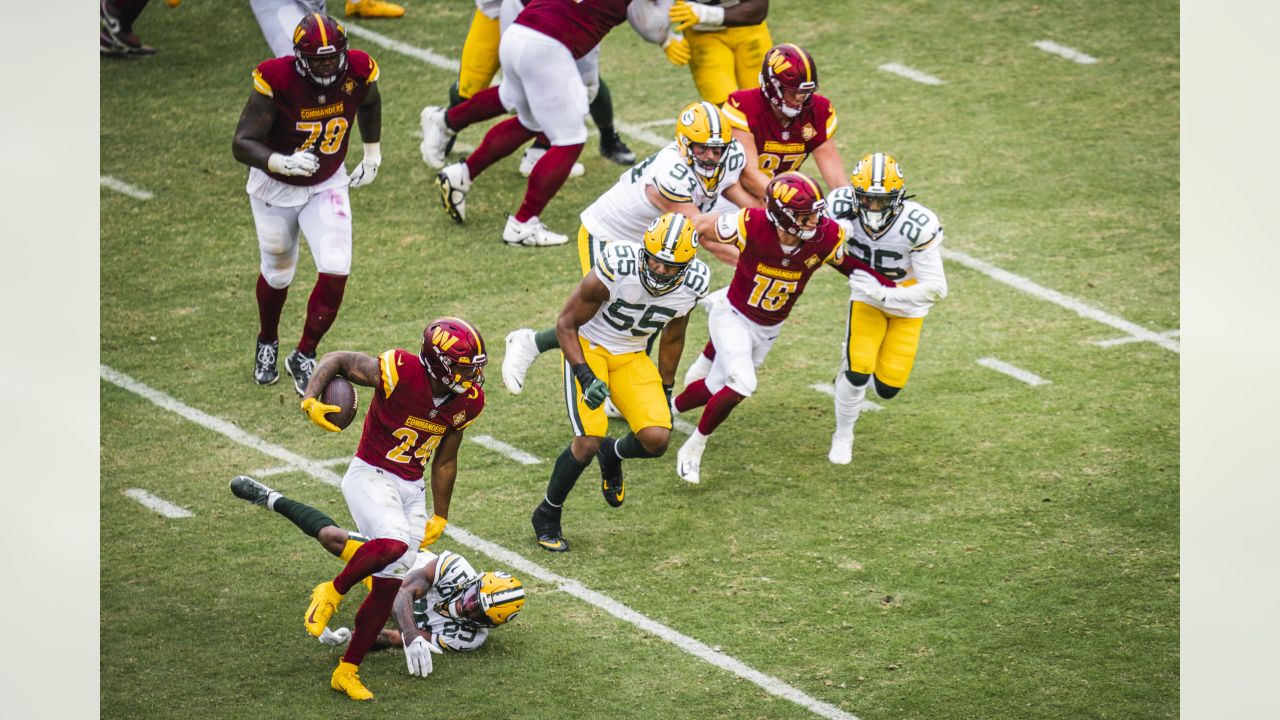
[655,182,693,203]
[252,69,273,97]
[736,210,750,244]
[823,233,845,265]
[366,57,380,84]
[721,103,750,131]
[825,110,838,139]
[379,349,399,398]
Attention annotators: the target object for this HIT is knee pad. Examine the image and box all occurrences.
[725,365,757,397]
[259,259,296,289]
[872,376,902,399]
[843,370,871,388]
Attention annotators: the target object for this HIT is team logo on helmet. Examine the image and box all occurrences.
[849,152,906,234]
[765,172,827,241]
[640,213,699,296]
[293,13,349,88]
[420,317,487,394]
[760,44,818,119]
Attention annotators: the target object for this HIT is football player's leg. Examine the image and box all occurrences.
[251,198,300,383]
[296,187,353,356]
[457,9,501,100]
[248,0,306,58]
[731,23,773,91]
[872,315,925,399]
[831,302,889,464]
[533,349,608,550]
[512,31,587,225]
[687,29,738,105]
[577,226,607,277]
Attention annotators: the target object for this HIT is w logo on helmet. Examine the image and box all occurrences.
[431,327,460,352]
[771,183,799,203]
[766,49,793,74]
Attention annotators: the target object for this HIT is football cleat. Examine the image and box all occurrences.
[330,660,373,701]
[304,580,344,638]
[599,134,637,165]
[518,147,584,178]
[597,438,625,508]
[828,431,854,465]
[419,106,455,169]
[436,163,471,223]
[501,328,539,395]
[284,348,317,397]
[503,215,569,247]
[254,337,279,385]
[345,0,405,18]
[676,439,704,484]
[229,476,277,508]
[531,507,570,553]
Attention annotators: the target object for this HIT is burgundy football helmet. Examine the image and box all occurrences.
[293,13,348,88]
[421,317,488,394]
[759,43,818,119]
[765,172,827,241]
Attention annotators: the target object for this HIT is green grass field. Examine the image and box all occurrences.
[100,2,1178,718]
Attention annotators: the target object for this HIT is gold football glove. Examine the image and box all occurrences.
[662,35,692,66]
[420,514,448,549]
[301,397,342,433]
[668,2,699,32]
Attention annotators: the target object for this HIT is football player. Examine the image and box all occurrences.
[501,101,755,396]
[291,318,488,700]
[428,0,684,247]
[529,214,710,552]
[100,0,160,57]
[229,477,525,677]
[824,153,948,464]
[668,0,772,105]
[232,13,383,396]
[672,172,891,484]
[251,1,404,60]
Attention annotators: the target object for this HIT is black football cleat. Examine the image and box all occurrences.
[599,134,636,165]
[284,348,317,397]
[531,507,570,553]
[597,437,625,508]
[254,338,279,385]
[230,475,276,508]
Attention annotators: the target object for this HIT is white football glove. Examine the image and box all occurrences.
[267,150,320,177]
[318,626,352,646]
[404,635,443,678]
[348,142,382,189]
[850,270,890,303]
[669,1,725,31]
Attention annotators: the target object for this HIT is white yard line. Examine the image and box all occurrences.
[976,357,1051,386]
[672,417,698,435]
[123,488,193,518]
[100,176,153,200]
[344,20,459,72]
[101,366,857,720]
[634,117,674,129]
[877,63,944,85]
[1032,40,1098,65]
[468,434,542,465]
[251,456,350,478]
[808,383,884,411]
[612,119,669,148]
[941,248,1180,353]
[1095,329,1180,348]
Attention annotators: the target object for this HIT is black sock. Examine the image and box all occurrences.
[545,444,592,506]
[272,496,337,539]
[534,328,560,353]
[447,80,463,108]
[590,78,617,144]
[616,432,659,460]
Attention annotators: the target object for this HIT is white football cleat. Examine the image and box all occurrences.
[828,431,854,465]
[519,147,585,178]
[419,106,455,168]
[503,215,569,247]
[436,162,471,223]
[502,328,540,395]
[603,397,622,418]
[676,439,703,484]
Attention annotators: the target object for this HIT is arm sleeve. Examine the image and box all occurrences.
[627,0,672,44]
[880,241,948,314]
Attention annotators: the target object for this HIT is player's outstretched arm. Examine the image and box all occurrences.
[391,564,434,640]
[356,82,382,144]
[422,430,464,548]
[555,273,611,368]
[732,127,769,200]
[302,351,380,401]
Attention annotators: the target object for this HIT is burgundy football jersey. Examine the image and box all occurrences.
[723,208,844,326]
[515,0,632,60]
[355,349,485,481]
[251,50,380,186]
[720,89,837,180]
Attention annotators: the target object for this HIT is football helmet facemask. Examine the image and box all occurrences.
[639,213,700,296]
[760,43,818,119]
[849,153,906,234]
[674,101,733,194]
[293,13,349,88]
[421,317,488,394]
[765,172,827,241]
[435,571,526,628]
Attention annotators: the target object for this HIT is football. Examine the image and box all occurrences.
[320,376,358,430]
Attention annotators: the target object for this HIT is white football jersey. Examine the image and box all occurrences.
[827,188,946,318]
[409,550,490,652]
[579,141,746,244]
[580,242,711,355]
[475,0,502,19]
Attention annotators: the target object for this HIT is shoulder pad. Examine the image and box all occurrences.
[253,57,294,96]
[826,186,856,221]
[597,242,640,281]
[347,50,379,84]
[898,201,942,249]
[433,551,478,597]
[682,258,713,299]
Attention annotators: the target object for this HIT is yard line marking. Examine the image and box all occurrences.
[124,488,193,518]
[100,366,343,485]
[976,357,1050,386]
[469,434,542,465]
[251,456,350,478]
[1032,40,1098,65]
[100,176,153,200]
[942,248,1180,354]
[612,119,669,148]
[101,366,859,720]
[1095,329,1179,348]
[808,383,883,411]
[877,63,944,85]
[634,117,674,129]
[344,20,460,72]
[672,417,698,435]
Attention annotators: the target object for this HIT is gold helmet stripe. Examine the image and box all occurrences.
[784,43,813,83]
[313,13,329,46]
[446,316,485,357]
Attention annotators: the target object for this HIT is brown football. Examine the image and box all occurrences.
[321,376,358,430]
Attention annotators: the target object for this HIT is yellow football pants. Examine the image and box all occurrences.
[457,10,501,100]
[563,337,671,437]
[577,225,609,277]
[686,23,772,105]
[844,301,925,390]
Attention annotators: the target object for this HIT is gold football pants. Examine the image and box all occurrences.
[686,23,772,105]
[457,10,501,99]
[563,337,671,437]
[844,301,925,390]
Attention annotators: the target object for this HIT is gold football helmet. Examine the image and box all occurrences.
[849,152,906,233]
[640,213,700,296]
[437,571,525,627]
[674,101,733,194]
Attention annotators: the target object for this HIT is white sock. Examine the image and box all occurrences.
[265,492,282,511]
[684,429,709,452]
[833,374,867,437]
